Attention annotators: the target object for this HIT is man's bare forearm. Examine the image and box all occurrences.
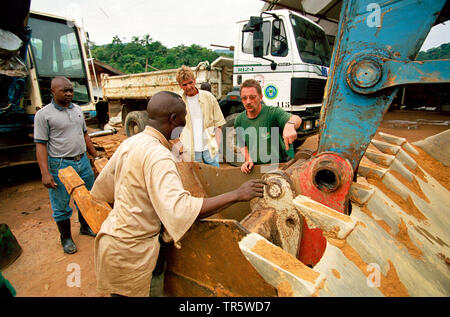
[215,127,222,149]
[198,190,239,219]
[84,133,98,157]
[36,143,50,176]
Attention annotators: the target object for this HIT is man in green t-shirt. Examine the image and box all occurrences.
[235,79,302,174]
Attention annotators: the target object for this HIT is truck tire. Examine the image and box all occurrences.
[124,110,149,137]
[219,114,245,167]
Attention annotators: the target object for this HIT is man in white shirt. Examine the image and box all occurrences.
[176,66,226,167]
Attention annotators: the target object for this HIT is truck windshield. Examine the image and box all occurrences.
[290,14,331,67]
[28,16,90,105]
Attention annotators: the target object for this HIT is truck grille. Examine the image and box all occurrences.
[291,78,326,105]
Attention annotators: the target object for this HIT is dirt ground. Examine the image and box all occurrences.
[0,109,448,297]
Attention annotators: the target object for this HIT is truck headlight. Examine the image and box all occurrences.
[303,120,313,130]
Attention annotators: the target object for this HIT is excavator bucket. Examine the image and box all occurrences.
[57,130,449,297]
[238,131,449,296]
[163,130,450,297]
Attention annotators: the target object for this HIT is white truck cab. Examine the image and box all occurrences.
[222,9,331,137]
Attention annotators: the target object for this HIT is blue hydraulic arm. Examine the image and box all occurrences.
[318,0,449,171]
[292,0,449,266]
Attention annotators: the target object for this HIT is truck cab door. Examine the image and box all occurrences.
[235,15,295,111]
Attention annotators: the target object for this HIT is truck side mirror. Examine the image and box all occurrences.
[242,16,263,32]
[253,30,264,58]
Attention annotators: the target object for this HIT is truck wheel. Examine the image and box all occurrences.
[220,114,245,167]
[124,110,149,137]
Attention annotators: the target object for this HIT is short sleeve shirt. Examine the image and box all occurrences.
[33,100,87,157]
[91,126,203,297]
[235,104,291,164]
[180,90,226,159]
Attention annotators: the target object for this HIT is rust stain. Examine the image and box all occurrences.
[366,173,428,221]
[277,280,294,297]
[375,7,393,37]
[414,226,449,247]
[311,278,326,297]
[360,205,392,233]
[214,284,234,297]
[251,239,320,284]
[388,170,430,203]
[385,73,398,88]
[328,239,409,297]
[403,163,428,184]
[394,219,424,260]
[437,253,450,266]
[409,146,450,191]
[331,268,341,279]
[380,260,409,297]
[357,221,367,228]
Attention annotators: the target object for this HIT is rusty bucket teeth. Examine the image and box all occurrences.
[327,131,450,297]
[370,139,417,170]
[293,195,357,240]
[349,182,375,205]
[378,132,419,156]
[239,233,326,297]
[370,138,401,155]
[364,150,395,167]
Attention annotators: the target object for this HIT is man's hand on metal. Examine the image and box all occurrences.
[235,179,266,201]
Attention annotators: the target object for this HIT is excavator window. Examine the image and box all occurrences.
[28,15,90,106]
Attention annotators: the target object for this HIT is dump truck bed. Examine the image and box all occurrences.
[101,56,234,101]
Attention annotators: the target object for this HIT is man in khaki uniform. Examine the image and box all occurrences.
[91,91,265,297]
[177,66,226,167]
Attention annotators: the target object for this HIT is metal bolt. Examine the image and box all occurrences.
[351,59,382,88]
[267,180,283,199]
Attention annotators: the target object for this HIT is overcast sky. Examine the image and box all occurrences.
[30,0,449,51]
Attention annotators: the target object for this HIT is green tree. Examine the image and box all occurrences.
[91,34,232,74]
[417,43,450,60]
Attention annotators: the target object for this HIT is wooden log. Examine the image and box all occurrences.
[58,166,112,233]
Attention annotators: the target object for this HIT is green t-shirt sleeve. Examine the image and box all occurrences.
[272,107,292,128]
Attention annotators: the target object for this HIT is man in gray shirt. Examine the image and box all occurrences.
[34,76,99,254]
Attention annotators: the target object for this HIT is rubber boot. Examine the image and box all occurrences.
[56,219,77,254]
[78,210,96,237]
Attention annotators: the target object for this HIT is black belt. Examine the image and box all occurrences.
[62,153,84,161]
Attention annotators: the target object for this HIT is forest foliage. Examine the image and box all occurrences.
[417,43,450,60]
[91,34,232,74]
[91,34,449,74]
